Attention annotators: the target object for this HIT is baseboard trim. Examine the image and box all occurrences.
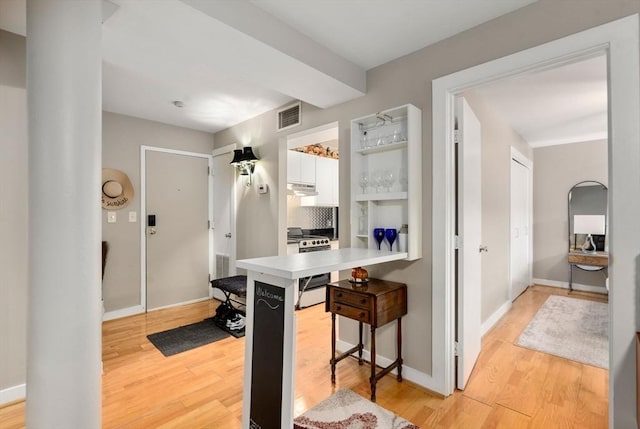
[335,340,442,395]
[103,305,145,322]
[481,300,512,337]
[533,278,607,294]
[147,297,211,312]
[0,384,25,406]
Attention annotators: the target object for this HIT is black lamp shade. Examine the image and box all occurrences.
[241,146,258,162]
[230,149,243,165]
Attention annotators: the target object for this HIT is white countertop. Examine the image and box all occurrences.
[236,248,407,279]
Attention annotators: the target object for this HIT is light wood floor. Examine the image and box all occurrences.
[0,285,608,428]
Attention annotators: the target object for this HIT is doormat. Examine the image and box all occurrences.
[147,318,230,357]
[293,388,419,429]
[516,295,608,368]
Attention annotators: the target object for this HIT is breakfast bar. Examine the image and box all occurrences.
[236,248,407,429]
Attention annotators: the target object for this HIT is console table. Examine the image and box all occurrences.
[567,250,608,291]
[326,278,407,402]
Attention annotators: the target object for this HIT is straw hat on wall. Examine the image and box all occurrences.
[101,168,134,210]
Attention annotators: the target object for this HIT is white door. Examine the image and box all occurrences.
[456,96,482,390]
[510,156,531,300]
[145,149,211,310]
[212,148,236,281]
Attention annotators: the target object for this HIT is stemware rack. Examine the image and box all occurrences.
[350,104,422,261]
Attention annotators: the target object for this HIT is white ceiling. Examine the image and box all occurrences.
[3,0,609,147]
[473,55,608,147]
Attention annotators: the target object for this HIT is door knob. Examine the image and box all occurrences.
[148,227,157,235]
[225,233,232,238]
[479,245,488,253]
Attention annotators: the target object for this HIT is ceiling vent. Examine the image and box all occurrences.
[277,102,301,132]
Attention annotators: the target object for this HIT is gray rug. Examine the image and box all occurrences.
[147,318,230,357]
[516,295,608,369]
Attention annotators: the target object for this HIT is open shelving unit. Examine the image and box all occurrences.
[350,104,422,261]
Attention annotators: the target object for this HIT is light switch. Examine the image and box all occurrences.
[129,211,137,223]
[107,212,116,223]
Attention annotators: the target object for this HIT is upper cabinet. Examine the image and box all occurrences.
[301,156,339,207]
[350,104,422,261]
[287,150,316,185]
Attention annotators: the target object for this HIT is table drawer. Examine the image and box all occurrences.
[331,288,371,309]
[330,302,370,324]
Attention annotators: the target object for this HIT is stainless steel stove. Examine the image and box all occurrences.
[287,227,332,308]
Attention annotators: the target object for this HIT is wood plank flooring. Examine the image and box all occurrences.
[0,285,608,428]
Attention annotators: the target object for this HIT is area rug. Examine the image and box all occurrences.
[147,318,230,357]
[516,295,608,368]
[293,388,419,429]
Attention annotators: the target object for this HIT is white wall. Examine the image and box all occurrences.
[464,91,532,322]
[214,2,640,424]
[102,112,214,312]
[533,140,608,287]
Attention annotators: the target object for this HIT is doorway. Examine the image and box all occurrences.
[140,146,213,311]
[432,16,640,425]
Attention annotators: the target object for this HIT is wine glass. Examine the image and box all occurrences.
[373,228,385,250]
[385,228,398,251]
[371,170,383,193]
[359,172,369,193]
[382,170,396,192]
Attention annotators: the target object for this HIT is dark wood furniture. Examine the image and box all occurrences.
[325,278,407,401]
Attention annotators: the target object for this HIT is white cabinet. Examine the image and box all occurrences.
[350,104,422,261]
[301,156,338,207]
[287,150,316,185]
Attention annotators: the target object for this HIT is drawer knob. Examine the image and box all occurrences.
[336,305,342,311]
[360,299,367,304]
[337,293,343,298]
[359,312,365,318]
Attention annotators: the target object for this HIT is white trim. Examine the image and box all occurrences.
[433,15,640,410]
[102,305,145,322]
[0,384,25,406]
[146,296,212,312]
[533,278,608,295]
[481,300,512,337]
[335,340,439,393]
[140,145,214,312]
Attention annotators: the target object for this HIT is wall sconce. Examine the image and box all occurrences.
[230,146,259,186]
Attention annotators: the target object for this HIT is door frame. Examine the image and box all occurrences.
[432,15,639,425]
[140,145,214,312]
[212,143,238,279]
[509,147,533,302]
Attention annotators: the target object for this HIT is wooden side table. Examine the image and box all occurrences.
[567,250,608,291]
[325,278,407,401]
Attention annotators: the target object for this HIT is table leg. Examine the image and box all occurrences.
[358,321,364,365]
[569,263,573,292]
[397,317,403,382]
[330,313,336,383]
[370,325,376,402]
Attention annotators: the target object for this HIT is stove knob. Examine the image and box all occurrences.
[312,240,317,245]
[302,241,307,246]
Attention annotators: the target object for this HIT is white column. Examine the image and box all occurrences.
[26,1,102,428]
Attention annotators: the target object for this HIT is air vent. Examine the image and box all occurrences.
[277,102,301,131]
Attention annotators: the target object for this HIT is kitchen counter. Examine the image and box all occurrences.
[237,248,406,280]
[239,247,406,428]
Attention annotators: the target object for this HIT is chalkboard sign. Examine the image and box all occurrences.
[249,281,285,429]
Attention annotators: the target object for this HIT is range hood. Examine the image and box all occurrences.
[287,182,318,196]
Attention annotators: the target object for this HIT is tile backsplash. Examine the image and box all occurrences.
[288,202,334,230]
